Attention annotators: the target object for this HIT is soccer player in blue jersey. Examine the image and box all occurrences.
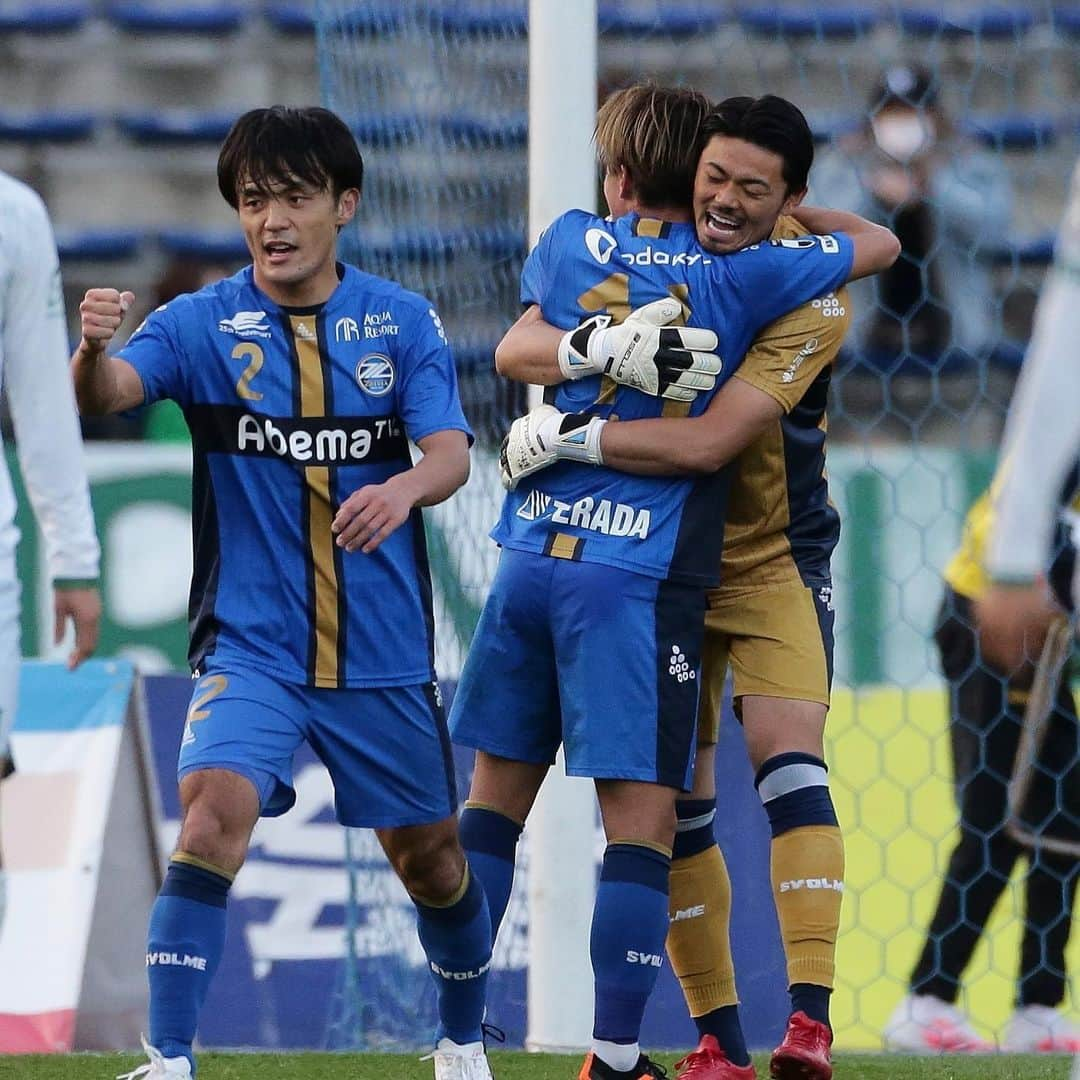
[71,106,492,1080]
[450,87,897,1080]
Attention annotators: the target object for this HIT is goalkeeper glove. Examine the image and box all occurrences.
[499,404,606,491]
[557,297,722,402]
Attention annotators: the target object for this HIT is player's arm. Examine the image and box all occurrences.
[4,195,102,667]
[500,295,849,487]
[332,429,469,554]
[496,298,722,400]
[71,288,146,414]
[790,205,900,280]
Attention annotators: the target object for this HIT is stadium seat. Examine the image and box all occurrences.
[807,114,861,144]
[56,229,141,262]
[320,4,405,34]
[0,111,95,143]
[158,229,248,262]
[1053,7,1080,35]
[453,344,498,374]
[262,1,314,33]
[440,113,527,149]
[735,6,878,38]
[118,111,240,145]
[350,114,425,148]
[597,2,727,38]
[897,6,1037,38]
[962,113,1059,150]
[0,3,88,33]
[104,1,246,34]
[428,4,527,37]
[984,232,1056,266]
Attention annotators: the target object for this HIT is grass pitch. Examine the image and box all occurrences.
[0,1053,1072,1080]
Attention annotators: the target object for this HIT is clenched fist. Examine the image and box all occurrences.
[79,288,135,354]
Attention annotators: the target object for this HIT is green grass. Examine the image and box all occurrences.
[0,1053,1072,1080]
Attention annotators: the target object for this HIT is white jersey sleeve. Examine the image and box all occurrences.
[0,174,99,582]
[987,159,1080,584]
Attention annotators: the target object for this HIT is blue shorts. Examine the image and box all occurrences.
[177,662,456,828]
[449,548,705,790]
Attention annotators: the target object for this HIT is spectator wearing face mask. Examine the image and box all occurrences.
[811,64,1013,438]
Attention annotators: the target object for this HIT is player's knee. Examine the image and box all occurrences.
[177,801,252,873]
[391,828,467,902]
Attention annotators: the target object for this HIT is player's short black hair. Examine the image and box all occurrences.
[700,95,814,195]
[217,105,364,208]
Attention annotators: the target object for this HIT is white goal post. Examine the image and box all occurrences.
[524,0,599,1054]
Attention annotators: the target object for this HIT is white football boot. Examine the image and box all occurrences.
[117,1035,193,1079]
[425,1037,495,1080]
[1002,1004,1080,1052]
[883,992,995,1053]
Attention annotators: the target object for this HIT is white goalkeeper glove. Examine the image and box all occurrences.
[557,297,722,402]
[499,404,606,491]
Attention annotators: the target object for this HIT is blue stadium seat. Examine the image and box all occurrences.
[429,4,527,36]
[350,114,425,147]
[807,114,861,144]
[962,114,1058,150]
[736,6,878,38]
[158,229,248,262]
[105,1,245,34]
[321,4,405,33]
[1053,7,1080,35]
[56,230,141,262]
[0,3,88,32]
[897,6,1037,38]
[262,2,314,33]
[118,112,239,145]
[470,224,526,260]
[453,344,498,373]
[985,232,1056,266]
[598,3,727,38]
[0,111,95,143]
[440,113,527,149]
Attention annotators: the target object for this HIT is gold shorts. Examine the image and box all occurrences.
[697,578,834,746]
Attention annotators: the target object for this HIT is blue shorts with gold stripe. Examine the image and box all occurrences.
[449,547,704,790]
[177,661,456,829]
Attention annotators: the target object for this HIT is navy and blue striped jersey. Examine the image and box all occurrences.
[119,263,472,687]
[492,210,854,585]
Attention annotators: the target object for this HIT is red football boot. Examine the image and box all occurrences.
[674,1034,757,1078]
[769,1011,832,1080]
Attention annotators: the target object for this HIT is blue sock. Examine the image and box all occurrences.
[147,858,231,1072]
[591,843,672,1045]
[413,865,492,1044]
[459,804,522,940]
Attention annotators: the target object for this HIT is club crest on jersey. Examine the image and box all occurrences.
[218,311,271,339]
[355,353,395,396]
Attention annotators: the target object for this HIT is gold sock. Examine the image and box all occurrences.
[666,844,737,1017]
[771,824,844,989]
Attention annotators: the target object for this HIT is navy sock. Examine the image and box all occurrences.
[413,866,492,1044]
[459,804,522,940]
[673,798,717,860]
[147,859,231,1071]
[791,983,833,1029]
[695,1005,750,1066]
[591,843,672,1045]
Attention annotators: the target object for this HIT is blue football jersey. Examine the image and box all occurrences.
[493,210,854,585]
[119,263,472,688]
